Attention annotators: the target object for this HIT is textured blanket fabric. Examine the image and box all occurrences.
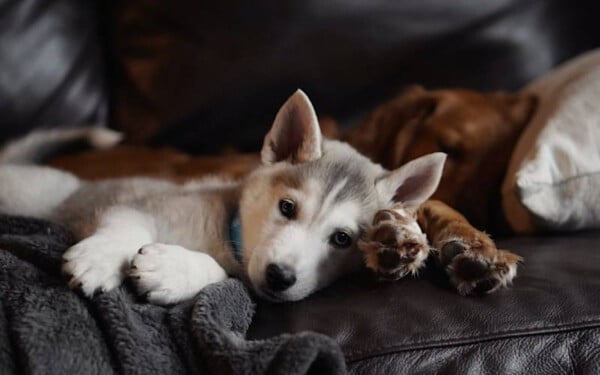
[0,215,346,375]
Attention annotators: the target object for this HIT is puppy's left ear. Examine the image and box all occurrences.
[261,89,323,164]
[376,153,446,208]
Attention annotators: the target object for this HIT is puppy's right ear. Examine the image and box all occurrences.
[261,90,323,164]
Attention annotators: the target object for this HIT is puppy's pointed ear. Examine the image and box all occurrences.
[261,90,323,164]
[376,153,446,208]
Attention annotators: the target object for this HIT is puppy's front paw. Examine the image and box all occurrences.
[62,235,132,296]
[359,208,430,281]
[439,233,522,296]
[129,243,227,305]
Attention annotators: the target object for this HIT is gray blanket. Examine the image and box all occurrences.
[0,215,346,375]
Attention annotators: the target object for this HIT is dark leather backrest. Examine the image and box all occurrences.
[112,0,600,153]
[0,0,108,143]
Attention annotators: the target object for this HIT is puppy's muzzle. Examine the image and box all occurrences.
[265,263,296,291]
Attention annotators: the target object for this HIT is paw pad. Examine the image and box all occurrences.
[360,207,430,280]
[454,258,489,281]
[473,279,499,295]
[440,241,466,265]
[373,225,398,246]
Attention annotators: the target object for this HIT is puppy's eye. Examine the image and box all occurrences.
[330,231,352,248]
[279,199,296,219]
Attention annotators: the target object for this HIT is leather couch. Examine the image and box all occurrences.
[1,1,599,373]
[250,233,600,374]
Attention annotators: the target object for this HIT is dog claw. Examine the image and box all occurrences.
[70,282,84,294]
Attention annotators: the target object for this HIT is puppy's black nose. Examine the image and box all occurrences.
[265,263,296,291]
[378,250,401,269]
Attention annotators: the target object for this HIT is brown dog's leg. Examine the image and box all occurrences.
[417,200,522,295]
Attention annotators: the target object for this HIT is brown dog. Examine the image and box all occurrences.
[347,85,535,294]
[48,86,536,295]
[345,85,537,230]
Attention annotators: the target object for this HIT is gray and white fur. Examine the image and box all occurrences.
[0,90,445,304]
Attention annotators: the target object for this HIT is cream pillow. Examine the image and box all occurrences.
[502,50,600,233]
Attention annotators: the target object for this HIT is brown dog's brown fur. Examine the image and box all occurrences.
[345,85,537,230]
[343,86,535,294]
[48,86,536,295]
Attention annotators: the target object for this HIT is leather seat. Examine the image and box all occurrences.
[249,233,600,374]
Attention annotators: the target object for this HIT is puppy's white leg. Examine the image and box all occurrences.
[62,206,156,296]
[130,243,227,305]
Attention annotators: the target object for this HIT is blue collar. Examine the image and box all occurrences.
[228,210,243,264]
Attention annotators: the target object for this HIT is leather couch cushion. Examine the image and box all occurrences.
[0,0,108,144]
[111,0,600,153]
[248,232,600,374]
[348,328,600,374]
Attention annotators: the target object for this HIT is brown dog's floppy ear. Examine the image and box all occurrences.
[261,89,323,164]
[344,88,437,169]
[490,92,538,129]
[376,152,447,208]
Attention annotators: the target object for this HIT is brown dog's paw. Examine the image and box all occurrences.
[359,207,430,281]
[439,235,522,296]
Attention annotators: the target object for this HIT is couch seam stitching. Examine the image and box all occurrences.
[344,318,600,361]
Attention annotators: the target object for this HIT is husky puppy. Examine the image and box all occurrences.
[0,90,445,304]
